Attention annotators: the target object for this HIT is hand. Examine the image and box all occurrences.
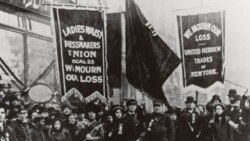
[86,134,93,140]
[209,119,214,124]
[229,121,239,129]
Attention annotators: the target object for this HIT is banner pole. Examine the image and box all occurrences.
[120,11,126,104]
[196,91,199,104]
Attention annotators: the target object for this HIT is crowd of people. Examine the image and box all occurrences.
[0,87,249,141]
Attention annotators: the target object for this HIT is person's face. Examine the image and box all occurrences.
[213,100,220,105]
[3,88,9,93]
[78,113,85,120]
[63,107,71,115]
[19,110,28,122]
[11,100,19,106]
[31,112,38,120]
[115,109,123,119]
[233,100,241,107]
[153,104,163,114]
[54,120,61,130]
[127,104,137,112]
[40,119,45,126]
[0,108,6,122]
[88,111,96,120]
[69,115,76,124]
[41,112,49,117]
[229,97,235,104]
[186,102,195,109]
[215,106,223,115]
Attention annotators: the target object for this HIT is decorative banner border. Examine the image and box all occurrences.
[177,11,225,88]
[52,7,107,101]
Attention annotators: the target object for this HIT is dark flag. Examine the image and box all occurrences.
[126,0,181,107]
[177,11,225,88]
[107,13,122,88]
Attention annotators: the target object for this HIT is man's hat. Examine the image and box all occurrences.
[126,99,137,106]
[111,105,124,113]
[233,94,242,101]
[153,99,164,106]
[228,89,237,97]
[211,95,221,102]
[185,96,196,104]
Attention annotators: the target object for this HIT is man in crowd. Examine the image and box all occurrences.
[0,103,17,141]
[138,100,175,141]
[123,99,144,141]
[178,96,203,141]
[225,89,237,118]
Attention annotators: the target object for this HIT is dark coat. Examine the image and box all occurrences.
[140,113,175,141]
[239,95,250,141]
[209,114,233,141]
[106,118,130,141]
[29,123,44,141]
[84,121,104,141]
[65,122,78,141]
[123,112,144,141]
[224,104,239,120]
[49,128,72,141]
[0,123,17,141]
[9,120,30,141]
[177,109,203,141]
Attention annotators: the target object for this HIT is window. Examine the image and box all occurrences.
[0,29,24,83]
[27,36,54,86]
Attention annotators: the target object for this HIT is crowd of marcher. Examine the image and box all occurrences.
[0,87,249,141]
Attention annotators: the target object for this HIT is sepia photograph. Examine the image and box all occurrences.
[0,0,249,141]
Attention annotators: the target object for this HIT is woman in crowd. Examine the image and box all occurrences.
[106,105,130,141]
[49,118,72,141]
[208,103,233,141]
[77,103,104,141]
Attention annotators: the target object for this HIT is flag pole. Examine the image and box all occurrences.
[121,10,126,104]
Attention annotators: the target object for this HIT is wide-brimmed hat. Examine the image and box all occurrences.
[185,96,196,104]
[228,89,237,97]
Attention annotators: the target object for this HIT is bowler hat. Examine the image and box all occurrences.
[126,99,137,106]
[185,96,196,104]
[211,95,221,102]
[228,89,237,97]
[233,94,242,101]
